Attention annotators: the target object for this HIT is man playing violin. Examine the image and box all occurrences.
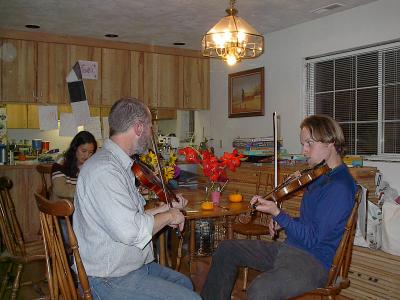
[73,97,201,300]
[201,115,357,300]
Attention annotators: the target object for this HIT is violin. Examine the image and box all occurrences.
[131,159,178,205]
[131,129,185,246]
[251,160,331,213]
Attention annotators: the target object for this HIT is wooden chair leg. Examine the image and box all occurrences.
[242,267,249,291]
[0,262,13,298]
[11,264,23,300]
[242,234,252,291]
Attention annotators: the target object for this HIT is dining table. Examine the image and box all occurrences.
[164,188,251,273]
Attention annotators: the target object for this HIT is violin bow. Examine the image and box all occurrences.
[150,128,171,208]
[150,128,184,242]
[272,111,281,241]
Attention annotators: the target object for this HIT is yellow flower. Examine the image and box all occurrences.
[163,166,175,181]
[140,151,158,169]
[169,152,177,165]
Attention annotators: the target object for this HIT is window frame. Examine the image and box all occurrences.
[304,41,400,162]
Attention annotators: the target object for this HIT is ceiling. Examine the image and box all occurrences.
[0,0,377,51]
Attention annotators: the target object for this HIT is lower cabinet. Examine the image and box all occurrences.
[0,165,43,242]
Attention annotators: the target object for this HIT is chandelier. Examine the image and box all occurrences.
[201,0,264,66]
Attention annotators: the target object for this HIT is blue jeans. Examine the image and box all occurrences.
[88,262,201,300]
[201,240,328,300]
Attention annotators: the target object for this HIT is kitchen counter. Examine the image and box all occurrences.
[0,162,52,241]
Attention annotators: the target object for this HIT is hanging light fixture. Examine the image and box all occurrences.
[201,0,264,66]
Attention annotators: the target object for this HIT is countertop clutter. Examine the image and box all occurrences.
[0,139,58,166]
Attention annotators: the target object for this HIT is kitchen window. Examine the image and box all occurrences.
[305,42,400,160]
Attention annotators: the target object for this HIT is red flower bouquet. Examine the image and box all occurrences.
[178,147,245,187]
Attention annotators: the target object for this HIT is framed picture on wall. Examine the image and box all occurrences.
[228,67,265,118]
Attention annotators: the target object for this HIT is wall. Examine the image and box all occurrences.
[204,0,400,191]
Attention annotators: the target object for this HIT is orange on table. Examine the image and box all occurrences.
[201,201,214,210]
[228,193,243,203]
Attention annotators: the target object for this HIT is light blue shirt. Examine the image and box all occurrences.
[73,139,154,277]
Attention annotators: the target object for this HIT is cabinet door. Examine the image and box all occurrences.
[143,53,159,107]
[131,51,144,101]
[101,48,130,106]
[144,53,182,108]
[37,42,70,104]
[1,40,36,103]
[27,105,39,129]
[6,104,27,128]
[69,45,102,105]
[183,57,210,109]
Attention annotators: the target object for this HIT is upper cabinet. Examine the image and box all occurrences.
[0,31,209,110]
[182,57,210,110]
[130,51,144,102]
[1,39,37,103]
[144,53,183,108]
[37,43,102,105]
[37,42,69,104]
[101,48,131,105]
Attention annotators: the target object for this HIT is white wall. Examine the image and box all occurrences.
[204,0,400,191]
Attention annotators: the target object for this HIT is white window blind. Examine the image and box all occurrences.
[305,43,400,159]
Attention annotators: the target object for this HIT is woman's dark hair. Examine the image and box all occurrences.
[63,131,97,177]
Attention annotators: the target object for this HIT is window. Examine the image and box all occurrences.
[305,43,400,159]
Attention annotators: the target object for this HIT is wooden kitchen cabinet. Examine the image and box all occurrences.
[182,57,210,109]
[27,105,39,128]
[6,104,28,128]
[37,42,70,104]
[0,31,210,112]
[69,45,102,105]
[144,53,183,108]
[131,50,144,102]
[1,39,37,103]
[6,104,39,129]
[151,108,177,120]
[101,48,131,105]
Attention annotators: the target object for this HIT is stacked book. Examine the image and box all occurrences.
[232,136,282,157]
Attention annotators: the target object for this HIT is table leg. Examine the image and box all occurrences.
[189,219,195,274]
[226,216,235,239]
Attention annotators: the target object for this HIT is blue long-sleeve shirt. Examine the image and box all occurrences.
[274,164,356,270]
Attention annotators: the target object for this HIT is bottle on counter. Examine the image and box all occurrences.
[8,150,14,165]
[0,144,7,165]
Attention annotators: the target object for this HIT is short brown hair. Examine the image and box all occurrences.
[300,115,346,156]
[108,97,151,137]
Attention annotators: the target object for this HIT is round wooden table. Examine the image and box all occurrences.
[176,189,250,272]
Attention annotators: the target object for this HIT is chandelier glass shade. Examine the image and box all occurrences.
[202,0,264,65]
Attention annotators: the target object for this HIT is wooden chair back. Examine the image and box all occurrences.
[294,184,363,299]
[36,164,53,198]
[0,176,26,257]
[34,192,92,300]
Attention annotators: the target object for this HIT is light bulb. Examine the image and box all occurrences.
[237,31,246,43]
[226,54,237,66]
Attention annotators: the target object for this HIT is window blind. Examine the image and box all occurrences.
[305,44,400,158]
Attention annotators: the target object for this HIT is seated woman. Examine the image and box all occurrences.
[51,131,97,202]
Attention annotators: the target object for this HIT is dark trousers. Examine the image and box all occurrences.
[201,240,328,300]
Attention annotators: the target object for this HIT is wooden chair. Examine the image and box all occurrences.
[232,172,273,291]
[0,176,46,300]
[291,185,363,300]
[36,164,54,198]
[34,192,92,300]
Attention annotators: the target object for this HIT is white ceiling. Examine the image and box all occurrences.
[0,0,377,50]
